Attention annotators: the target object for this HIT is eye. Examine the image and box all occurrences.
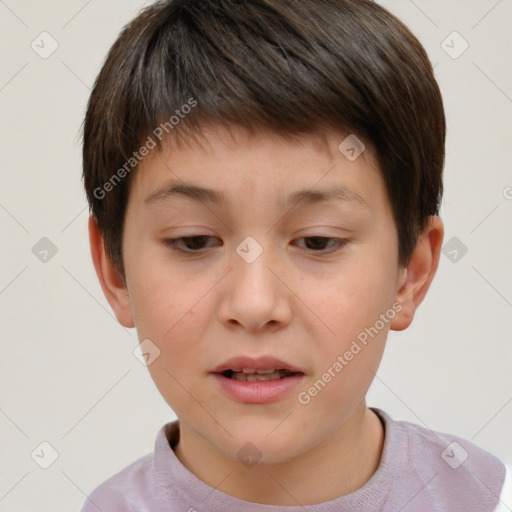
[293,236,347,254]
[162,235,347,255]
[163,236,221,253]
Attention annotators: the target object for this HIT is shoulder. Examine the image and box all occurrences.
[80,453,156,512]
[80,421,179,512]
[373,408,508,511]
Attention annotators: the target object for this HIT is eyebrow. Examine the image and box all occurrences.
[145,183,227,205]
[287,185,367,208]
[144,183,368,209]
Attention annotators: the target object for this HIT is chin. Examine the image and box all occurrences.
[211,421,310,466]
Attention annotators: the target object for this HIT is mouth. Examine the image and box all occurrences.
[210,355,305,404]
[219,368,302,382]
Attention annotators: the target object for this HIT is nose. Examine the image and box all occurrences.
[217,241,293,332]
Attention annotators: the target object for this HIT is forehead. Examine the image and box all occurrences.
[128,125,385,213]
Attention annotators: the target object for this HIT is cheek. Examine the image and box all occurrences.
[299,290,389,420]
[127,268,208,407]
[302,261,397,342]
[126,254,221,376]
[131,278,200,349]
[295,256,396,396]
[125,242,198,336]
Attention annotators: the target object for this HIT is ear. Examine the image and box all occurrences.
[390,216,444,331]
[88,216,135,328]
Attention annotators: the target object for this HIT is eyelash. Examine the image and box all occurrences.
[162,236,348,256]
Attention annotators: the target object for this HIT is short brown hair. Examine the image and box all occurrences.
[82,0,445,276]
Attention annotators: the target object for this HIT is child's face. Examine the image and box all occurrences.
[119,126,407,462]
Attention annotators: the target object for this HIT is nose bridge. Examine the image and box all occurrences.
[232,235,278,299]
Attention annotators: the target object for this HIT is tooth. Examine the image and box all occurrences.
[255,369,275,374]
[242,368,256,373]
[259,373,275,381]
[229,369,293,382]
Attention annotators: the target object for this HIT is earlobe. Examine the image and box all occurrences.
[390,216,444,331]
[88,216,135,328]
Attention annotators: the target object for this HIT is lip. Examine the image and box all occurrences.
[210,355,303,374]
[211,373,304,404]
[210,355,304,404]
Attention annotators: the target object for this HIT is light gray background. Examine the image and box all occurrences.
[1,1,511,510]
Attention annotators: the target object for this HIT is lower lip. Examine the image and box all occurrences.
[211,373,304,404]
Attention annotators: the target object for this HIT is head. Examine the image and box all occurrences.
[84,0,445,464]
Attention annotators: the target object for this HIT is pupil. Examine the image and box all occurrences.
[186,236,208,250]
[306,237,328,250]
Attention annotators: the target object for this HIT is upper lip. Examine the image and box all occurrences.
[211,355,304,374]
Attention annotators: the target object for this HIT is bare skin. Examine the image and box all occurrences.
[90,126,443,505]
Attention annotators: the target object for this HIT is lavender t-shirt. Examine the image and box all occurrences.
[81,408,509,511]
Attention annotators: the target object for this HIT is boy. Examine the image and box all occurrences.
[81,0,510,510]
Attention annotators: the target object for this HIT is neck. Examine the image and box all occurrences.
[173,403,384,505]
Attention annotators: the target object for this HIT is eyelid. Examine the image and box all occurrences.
[293,236,348,254]
[162,235,221,253]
